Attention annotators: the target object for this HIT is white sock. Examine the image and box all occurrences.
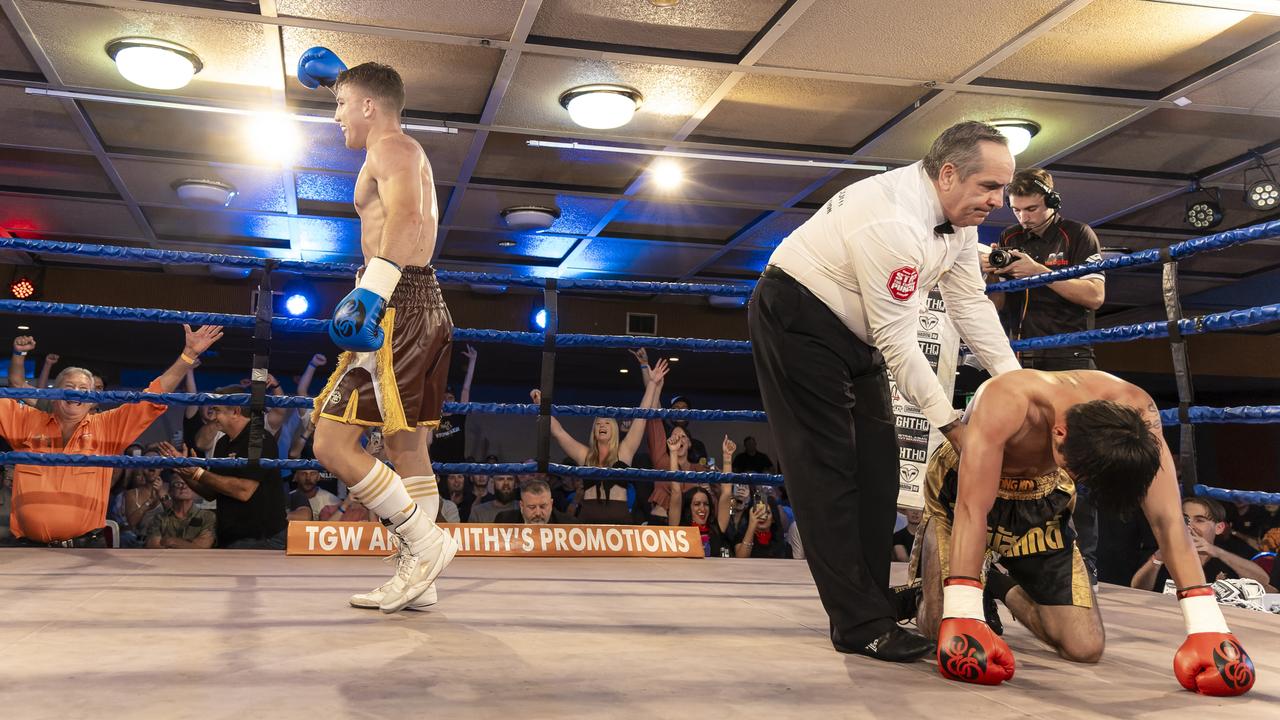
[403,475,441,522]
[349,462,438,552]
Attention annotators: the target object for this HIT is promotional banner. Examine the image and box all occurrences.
[889,288,959,509]
[287,521,703,558]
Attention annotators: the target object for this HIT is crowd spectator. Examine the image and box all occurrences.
[666,483,731,558]
[732,490,789,559]
[0,465,12,542]
[470,474,519,523]
[1130,497,1272,592]
[287,468,340,521]
[440,472,473,521]
[158,385,286,549]
[532,357,667,524]
[318,495,373,522]
[144,477,215,549]
[495,478,573,524]
[1,325,222,547]
[120,455,169,542]
[892,507,922,562]
[732,435,774,474]
[431,345,477,464]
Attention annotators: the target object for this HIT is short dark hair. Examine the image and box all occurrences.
[1060,400,1161,517]
[336,62,405,113]
[922,121,1008,180]
[212,384,251,417]
[521,478,551,497]
[1007,168,1054,198]
[1184,497,1226,524]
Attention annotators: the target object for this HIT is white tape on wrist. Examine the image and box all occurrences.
[1180,594,1229,635]
[942,582,985,621]
[359,257,402,301]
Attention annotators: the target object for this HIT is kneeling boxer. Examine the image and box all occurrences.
[906,369,1255,696]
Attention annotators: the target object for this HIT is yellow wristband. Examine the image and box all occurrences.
[180,353,197,365]
[193,467,206,481]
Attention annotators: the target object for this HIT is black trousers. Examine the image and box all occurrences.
[749,267,900,647]
[1019,353,1099,581]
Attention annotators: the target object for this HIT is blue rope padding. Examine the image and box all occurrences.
[988,219,1280,294]
[1012,303,1280,351]
[1159,405,1280,425]
[0,388,315,408]
[1194,484,1280,506]
[0,238,753,297]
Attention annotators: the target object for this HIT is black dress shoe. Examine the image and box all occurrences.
[833,625,935,663]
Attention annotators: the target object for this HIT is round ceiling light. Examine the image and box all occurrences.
[173,178,237,208]
[106,37,203,90]
[500,205,561,231]
[1246,179,1279,211]
[989,119,1041,156]
[558,85,643,130]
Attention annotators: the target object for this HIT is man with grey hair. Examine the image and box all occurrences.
[749,121,1020,663]
[494,478,572,524]
[1,325,223,546]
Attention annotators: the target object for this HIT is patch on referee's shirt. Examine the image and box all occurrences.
[887,266,919,300]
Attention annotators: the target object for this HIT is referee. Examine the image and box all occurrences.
[749,121,1020,662]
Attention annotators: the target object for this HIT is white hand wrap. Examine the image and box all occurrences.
[358,257,402,301]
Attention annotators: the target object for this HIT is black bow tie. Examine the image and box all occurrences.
[934,221,954,235]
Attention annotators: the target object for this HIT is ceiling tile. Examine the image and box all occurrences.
[16,0,278,103]
[758,0,1063,81]
[289,215,361,255]
[1186,42,1280,113]
[798,168,885,208]
[699,248,772,278]
[0,148,114,195]
[1059,109,1279,174]
[143,206,292,246]
[985,0,1280,92]
[630,154,838,206]
[275,0,523,38]
[694,77,924,150]
[112,157,289,213]
[440,229,578,263]
[529,0,786,56]
[451,189,614,234]
[0,10,40,75]
[0,85,91,152]
[866,92,1138,167]
[493,53,732,140]
[606,200,759,242]
[472,133,648,191]
[0,195,144,238]
[282,28,503,117]
[990,174,1185,226]
[562,237,720,276]
[731,211,808,250]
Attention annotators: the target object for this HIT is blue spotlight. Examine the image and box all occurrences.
[284,293,310,317]
[533,308,547,330]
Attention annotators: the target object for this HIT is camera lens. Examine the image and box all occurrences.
[989,248,1014,269]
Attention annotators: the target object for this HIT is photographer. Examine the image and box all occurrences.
[983,168,1105,581]
[984,168,1105,369]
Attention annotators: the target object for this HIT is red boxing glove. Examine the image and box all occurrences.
[1174,586,1255,696]
[936,577,1016,685]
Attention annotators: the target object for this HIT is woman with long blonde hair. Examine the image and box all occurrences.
[530,359,668,524]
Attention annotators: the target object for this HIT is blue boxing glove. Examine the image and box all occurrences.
[297,46,348,89]
[330,257,401,352]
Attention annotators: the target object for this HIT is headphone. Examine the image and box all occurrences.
[1030,176,1062,210]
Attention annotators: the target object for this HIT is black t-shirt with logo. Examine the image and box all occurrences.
[212,427,286,546]
[997,216,1103,357]
[432,414,466,463]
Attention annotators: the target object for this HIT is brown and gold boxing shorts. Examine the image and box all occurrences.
[908,441,1092,608]
[314,266,452,435]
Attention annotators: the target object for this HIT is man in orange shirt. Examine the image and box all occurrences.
[2,324,223,546]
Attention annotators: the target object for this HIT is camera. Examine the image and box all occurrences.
[989,247,1019,269]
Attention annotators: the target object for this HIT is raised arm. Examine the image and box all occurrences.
[36,351,58,391]
[296,353,327,399]
[459,345,477,403]
[619,359,668,462]
[182,361,200,420]
[9,336,36,407]
[156,325,224,392]
[531,388,588,465]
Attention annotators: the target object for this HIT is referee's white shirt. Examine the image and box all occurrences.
[767,161,1019,429]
